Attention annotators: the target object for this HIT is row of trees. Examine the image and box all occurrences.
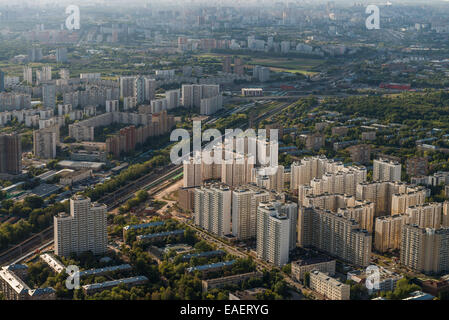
[84,154,168,201]
[0,198,68,251]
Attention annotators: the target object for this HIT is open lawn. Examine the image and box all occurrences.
[195,53,323,76]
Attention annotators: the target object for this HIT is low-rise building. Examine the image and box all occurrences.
[309,270,350,300]
[291,256,336,282]
[201,272,262,292]
[59,169,92,186]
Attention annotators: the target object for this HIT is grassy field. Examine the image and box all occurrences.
[248,57,322,75]
[195,53,323,76]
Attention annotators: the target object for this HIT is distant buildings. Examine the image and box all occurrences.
[356,181,427,216]
[105,111,174,158]
[42,84,56,109]
[252,66,270,82]
[347,144,371,164]
[120,76,136,98]
[33,126,59,159]
[241,88,263,97]
[406,157,429,177]
[361,131,376,141]
[299,133,324,151]
[182,84,222,115]
[23,66,33,85]
[0,92,31,111]
[56,47,68,63]
[54,195,108,257]
[0,132,22,176]
[0,70,4,92]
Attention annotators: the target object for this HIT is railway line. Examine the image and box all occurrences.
[0,226,53,266]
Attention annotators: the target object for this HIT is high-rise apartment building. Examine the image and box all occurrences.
[221,153,254,187]
[42,84,56,108]
[291,156,366,194]
[374,215,408,253]
[54,195,108,258]
[297,207,372,267]
[144,78,156,102]
[223,56,232,73]
[252,66,270,82]
[256,202,292,267]
[373,158,402,182]
[0,133,22,175]
[194,183,232,237]
[165,89,180,110]
[56,47,68,63]
[406,203,443,229]
[252,165,285,193]
[182,84,220,110]
[232,187,270,240]
[0,70,4,92]
[33,127,58,159]
[356,181,427,216]
[120,76,136,98]
[400,225,449,275]
[23,66,33,84]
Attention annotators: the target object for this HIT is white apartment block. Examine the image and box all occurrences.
[290,156,366,192]
[151,98,168,113]
[194,183,231,237]
[252,165,285,193]
[123,96,137,110]
[232,187,270,240]
[373,158,402,182]
[406,203,443,229]
[200,94,223,115]
[23,66,33,84]
[221,152,254,188]
[42,84,56,109]
[54,195,107,258]
[298,207,372,267]
[183,153,222,188]
[356,181,428,216]
[401,225,449,274]
[165,89,180,110]
[58,104,72,116]
[106,100,119,113]
[374,215,408,253]
[256,202,291,267]
[182,84,220,109]
[120,76,136,98]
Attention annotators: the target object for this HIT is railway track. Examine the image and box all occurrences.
[0,226,53,266]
